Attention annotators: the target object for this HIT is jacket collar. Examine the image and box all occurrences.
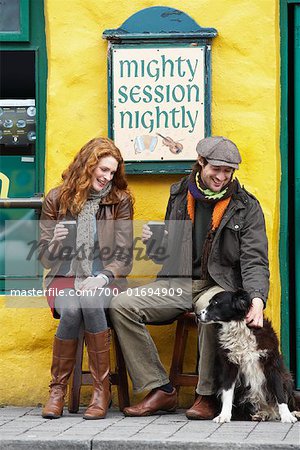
[231,179,249,210]
[170,176,189,196]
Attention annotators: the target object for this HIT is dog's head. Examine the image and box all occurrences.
[197,289,252,324]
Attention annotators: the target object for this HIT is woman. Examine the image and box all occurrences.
[39,137,133,420]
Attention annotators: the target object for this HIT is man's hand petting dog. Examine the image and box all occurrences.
[246,297,264,328]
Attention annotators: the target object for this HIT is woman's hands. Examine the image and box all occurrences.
[48,222,69,253]
[50,222,69,243]
[79,275,107,291]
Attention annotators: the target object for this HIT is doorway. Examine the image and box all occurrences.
[280,0,300,390]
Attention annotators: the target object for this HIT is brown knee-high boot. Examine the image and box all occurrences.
[42,336,78,419]
[83,329,111,420]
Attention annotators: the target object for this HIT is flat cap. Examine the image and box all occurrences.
[196,136,242,169]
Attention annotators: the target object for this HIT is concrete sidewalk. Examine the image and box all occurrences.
[0,407,299,449]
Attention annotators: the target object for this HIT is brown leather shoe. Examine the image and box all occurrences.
[185,395,218,420]
[123,388,177,417]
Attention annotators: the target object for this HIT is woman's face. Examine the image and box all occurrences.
[91,156,118,192]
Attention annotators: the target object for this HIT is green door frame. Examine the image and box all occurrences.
[280,0,300,389]
[293,3,300,390]
[279,0,291,370]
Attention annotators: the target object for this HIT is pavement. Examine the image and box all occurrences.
[0,407,299,449]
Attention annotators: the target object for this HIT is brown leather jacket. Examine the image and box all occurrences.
[39,187,134,289]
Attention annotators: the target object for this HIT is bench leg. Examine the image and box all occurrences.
[169,318,189,393]
[113,330,130,410]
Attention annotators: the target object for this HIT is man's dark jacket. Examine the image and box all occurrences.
[151,177,269,304]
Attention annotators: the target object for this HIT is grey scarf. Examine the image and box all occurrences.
[68,182,112,290]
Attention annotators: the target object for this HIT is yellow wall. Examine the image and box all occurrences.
[0,0,281,407]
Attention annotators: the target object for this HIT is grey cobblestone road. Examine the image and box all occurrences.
[0,407,299,449]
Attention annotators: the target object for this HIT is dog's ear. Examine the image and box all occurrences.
[232,289,251,314]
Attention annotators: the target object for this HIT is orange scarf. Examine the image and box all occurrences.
[187,191,231,228]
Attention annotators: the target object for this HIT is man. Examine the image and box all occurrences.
[110,136,269,419]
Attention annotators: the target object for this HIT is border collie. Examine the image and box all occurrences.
[197,289,299,423]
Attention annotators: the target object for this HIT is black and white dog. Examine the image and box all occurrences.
[197,289,299,423]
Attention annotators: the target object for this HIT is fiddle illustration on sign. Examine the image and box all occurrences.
[157,133,183,155]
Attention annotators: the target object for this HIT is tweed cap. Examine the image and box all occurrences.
[196,136,242,169]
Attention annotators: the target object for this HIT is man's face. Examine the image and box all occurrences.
[199,158,234,192]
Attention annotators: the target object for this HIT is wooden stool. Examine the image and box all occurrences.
[68,326,130,412]
[169,311,198,392]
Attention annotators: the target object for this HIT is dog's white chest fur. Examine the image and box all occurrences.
[218,321,269,409]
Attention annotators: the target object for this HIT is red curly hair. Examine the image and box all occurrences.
[58,137,130,215]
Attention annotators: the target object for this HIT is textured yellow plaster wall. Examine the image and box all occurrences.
[0,0,281,407]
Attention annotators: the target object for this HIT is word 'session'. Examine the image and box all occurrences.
[115,53,204,133]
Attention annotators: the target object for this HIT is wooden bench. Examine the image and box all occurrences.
[68,311,198,411]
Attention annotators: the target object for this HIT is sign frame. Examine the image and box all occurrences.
[103,6,217,174]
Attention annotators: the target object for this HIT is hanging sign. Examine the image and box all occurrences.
[112,47,205,161]
[103,6,217,173]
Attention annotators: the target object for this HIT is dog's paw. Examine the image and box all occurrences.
[280,411,297,423]
[251,411,269,422]
[291,411,300,421]
[213,414,231,423]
